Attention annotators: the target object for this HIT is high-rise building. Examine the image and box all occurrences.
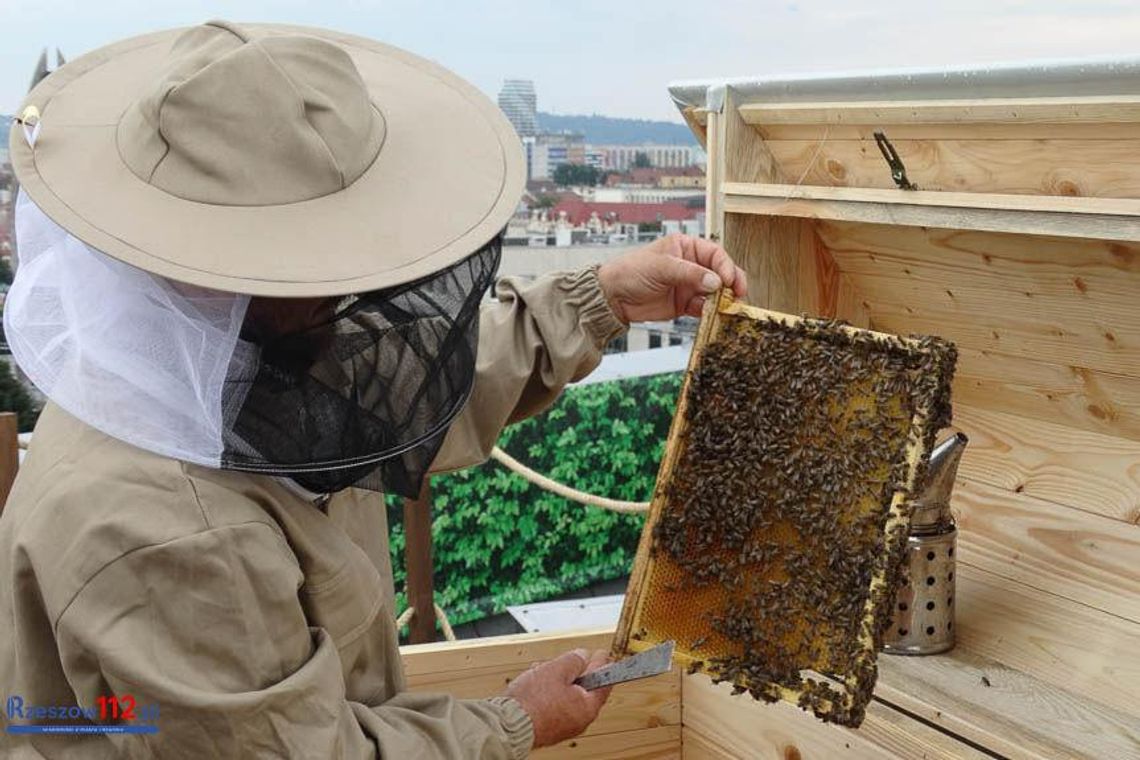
[497,79,538,138]
[528,132,586,181]
[598,144,700,171]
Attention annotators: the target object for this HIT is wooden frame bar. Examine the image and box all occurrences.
[722,193,1140,242]
[723,182,1140,218]
[0,413,18,513]
[403,479,437,644]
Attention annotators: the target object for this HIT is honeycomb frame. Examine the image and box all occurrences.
[612,290,957,726]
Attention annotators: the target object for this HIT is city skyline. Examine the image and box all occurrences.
[2,1,1140,122]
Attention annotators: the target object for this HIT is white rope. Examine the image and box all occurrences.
[489,446,650,514]
[434,603,456,642]
[396,603,457,642]
[395,449,645,644]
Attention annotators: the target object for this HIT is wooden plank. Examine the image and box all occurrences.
[705,110,722,241]
[950,564,1140,717]
[681,673,989,759]
[401,627,615,676]
[758,121,1140,141]
[685,107,710,128]
[877,644,1140,760]
[817,220,1140,298]
[406,663,680,737]
[403,628,681,748]
[403,479,436,644]
[852,273,1140,376]
[722,193,1140,243]
[737,95,1140,127]
[793,225,873,327]
[764,216,802,313]
[680,728,733,760]
[724,214,835,316]
[952,404,1140,524]
[0,413,18,513]
[796,224,839,318]
[951,347,1140,444]
[953,478,1140,621]
[763,138,1140,198]
[669,488,1140,756]
[817,220,1140,435]
[870,306,1132,381]
[535,725,681,759]
[722,213,771,309]
[724,181,1140,218]
[721,90,785,185]
[680,107,708,150]
[835,274,870,328]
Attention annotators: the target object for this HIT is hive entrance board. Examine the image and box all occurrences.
[612,292,956,727]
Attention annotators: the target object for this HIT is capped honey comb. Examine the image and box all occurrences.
[613,291,957,726]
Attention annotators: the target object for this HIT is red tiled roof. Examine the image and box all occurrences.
[551,199,699,226]
[605,166,704,186]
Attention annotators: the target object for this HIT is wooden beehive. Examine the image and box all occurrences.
[663,65,1140,759]
[612,294,956,726]
[398,61,1140,760]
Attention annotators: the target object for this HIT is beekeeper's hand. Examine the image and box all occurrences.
[504,647,613,749]
[597,233,747,322]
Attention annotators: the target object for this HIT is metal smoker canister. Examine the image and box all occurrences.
[883,433,968,656]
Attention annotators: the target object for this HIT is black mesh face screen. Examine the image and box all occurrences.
[220,235,502,498]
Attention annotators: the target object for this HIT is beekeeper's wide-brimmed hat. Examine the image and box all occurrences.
[9,20,524,296]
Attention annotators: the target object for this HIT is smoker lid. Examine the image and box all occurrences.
[668,54,1140,118]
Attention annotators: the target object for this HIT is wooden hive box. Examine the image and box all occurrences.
[668,59,1140,759]
[398,59,1140,760]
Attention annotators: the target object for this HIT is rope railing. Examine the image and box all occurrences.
[397,602,457,642]
[398,446,649,643]
[488,446,651,514]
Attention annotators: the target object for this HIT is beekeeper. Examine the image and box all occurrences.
[0,20,745,759]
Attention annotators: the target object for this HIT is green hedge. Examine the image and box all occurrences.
[388,371,683,628]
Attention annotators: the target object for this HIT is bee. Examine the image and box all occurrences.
[639,311,955,725]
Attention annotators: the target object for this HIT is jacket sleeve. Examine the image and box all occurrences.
[54,521,534,760]
[431,265,628,473]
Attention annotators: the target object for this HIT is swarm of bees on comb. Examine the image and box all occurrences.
[614,293,956,726]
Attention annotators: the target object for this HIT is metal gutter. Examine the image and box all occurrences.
[668,54,1140,116]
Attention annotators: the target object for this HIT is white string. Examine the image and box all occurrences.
[20,106,41,148]
[784,124,831,200]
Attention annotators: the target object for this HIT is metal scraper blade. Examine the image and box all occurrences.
[573,640,675,691]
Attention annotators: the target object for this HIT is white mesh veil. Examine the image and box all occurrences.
[4,190,252,466]
[4,190,500,498]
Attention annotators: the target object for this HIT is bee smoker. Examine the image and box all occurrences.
[883,433,968,656]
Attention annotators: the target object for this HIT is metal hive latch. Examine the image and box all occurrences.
[873,131,919,191]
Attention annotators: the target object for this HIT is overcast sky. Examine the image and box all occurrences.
[3,0,1140,121]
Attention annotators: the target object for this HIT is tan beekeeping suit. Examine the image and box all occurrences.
[0,268,626,759]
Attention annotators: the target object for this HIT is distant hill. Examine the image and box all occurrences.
[0,116,10,153]
[536,112,697,146]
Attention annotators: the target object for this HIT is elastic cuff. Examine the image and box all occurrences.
[558,265,628,348]
[486,696,535,759]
